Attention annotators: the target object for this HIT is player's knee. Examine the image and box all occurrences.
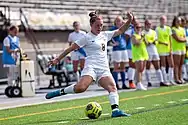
[74,84,87,93]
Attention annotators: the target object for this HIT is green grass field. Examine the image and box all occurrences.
[0,85,188,125]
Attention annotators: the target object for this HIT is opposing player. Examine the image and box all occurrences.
[45,11,133,117]
[124,17,137,89]
[110,16,129,89]
[131,22,148,90]
[68,21,86,81]
[171,16,187,84]
[143,19,166,87]
[155,16,175,85]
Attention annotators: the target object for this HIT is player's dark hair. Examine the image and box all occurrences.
[172,16,180,27]
[8,25,18,31]
[73,21,79,27]
[89,11,101,25]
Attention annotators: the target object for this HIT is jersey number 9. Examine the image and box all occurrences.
[101,43,105,51]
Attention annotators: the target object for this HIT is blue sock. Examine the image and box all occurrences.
[112,72,118,84]
[120,71,126,85]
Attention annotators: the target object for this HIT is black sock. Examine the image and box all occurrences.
[60,89,66,95]
[111,104,119,110]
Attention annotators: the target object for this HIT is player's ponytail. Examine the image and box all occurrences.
[89,11,101,25]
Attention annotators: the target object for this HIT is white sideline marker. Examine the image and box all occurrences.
[181,99,188,102]
[167,101,176,104]
[58,121,70,124]
[135,107,145,110]
[79,117,88,120]
[101,113,110,116]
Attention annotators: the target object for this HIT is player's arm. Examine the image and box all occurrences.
[171,29,186,43]
[131,35,141,45]
[113,12,133,37]
[4,38,19,54]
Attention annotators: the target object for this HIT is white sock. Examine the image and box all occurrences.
[109,91,119,107]
[169,67,174,81]
[161,67,167,82]
[145,70,151,83]
[64,84,75,94]
[182,65,187,79]
[128,68,135,81]
[156,69,164,82]
[76,71,80,82]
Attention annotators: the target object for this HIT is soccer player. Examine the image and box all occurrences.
[143,19,166,87]
[68,21,86,81]
[171,16,187,84]
[131,22,148,90]
[110,16,129,89]
[124,17,137,89]
[46,11,133,117]
[2,25,20,86]
[155,16,175,85]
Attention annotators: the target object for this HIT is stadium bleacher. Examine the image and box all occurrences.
[0,0,187,30]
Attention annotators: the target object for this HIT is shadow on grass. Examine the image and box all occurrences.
[19,102,188,125]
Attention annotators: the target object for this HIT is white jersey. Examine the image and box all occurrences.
[143,29,158,55]
[75,31,115,69]
[68,31,86,43]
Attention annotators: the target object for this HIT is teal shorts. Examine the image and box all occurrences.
[184,59,188,64]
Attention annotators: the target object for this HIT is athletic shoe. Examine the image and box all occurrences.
[160,82,170,87]
[45,89,61,99]
[129,82,136,89]
[170,81,177,85]
[136,83,147,91]
[183,78,188,82]
[180,79,186,84]
[122,84,130,89]
[111,109,131,118]
[147,82,152,87]
[175,80,183,84]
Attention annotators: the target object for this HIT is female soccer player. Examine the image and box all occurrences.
[171,16,187,84]
[155,16,174,85]
[2,25,20,86]
[46,11,133,117]
[68,21,86,82]
[143,19,166,87]
[110,16,129,89]
[131,22,148,90]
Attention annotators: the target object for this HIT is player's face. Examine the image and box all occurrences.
[10,28,19,36]
[115,17,123,28]
[160,17,167,26]
[145,21,151,30]
[175,17,181,27]
[135,25,142,33]
[91,19,103,35]
[74,23,80,32]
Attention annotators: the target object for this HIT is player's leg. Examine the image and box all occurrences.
[112,51,121,89]
[179,54,185,83]
[98,75,131,117]
[167,54,175,84]
[79,58,85,71]
[127,50,136,89]
[135,61,147,90]
[145,59,151,87]
[119,50,129,89]
[173,54,181,84]
[160,55,168,83]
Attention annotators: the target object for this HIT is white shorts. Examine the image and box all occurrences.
[127,49,132,59]
[81,67,114,84]
[172,51,186,55]
[112,50,129,62]
[148,54,160,61]
[159,53,170,56]
[71,51,85,61]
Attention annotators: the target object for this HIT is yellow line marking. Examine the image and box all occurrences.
[0,88,187,121]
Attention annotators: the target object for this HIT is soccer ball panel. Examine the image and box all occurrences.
[85,102,102,119]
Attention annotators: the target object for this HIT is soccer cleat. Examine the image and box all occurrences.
[175,80,182,84]
[129,82,136,89]
[169,81,177,85]
[147,82,152,87]
[111,110,131,118]
[136,82,147,91]
[122,84,130,89]
[160,82,170,87]
[45,89,62,99]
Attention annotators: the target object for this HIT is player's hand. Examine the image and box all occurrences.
[112,42,119,46]
[127,12,133,21]
[48,58,59,66]
[14,48,20,53]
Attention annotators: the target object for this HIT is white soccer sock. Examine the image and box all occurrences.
[145,70,151,83]
[169,67,174,81]
[63,84,75,94]
[76,71,80,82]
[161,67,167,82]
[109,91,119,107]
[183,65,187,79]
[156,69,164,82]
[128,68,135,81]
